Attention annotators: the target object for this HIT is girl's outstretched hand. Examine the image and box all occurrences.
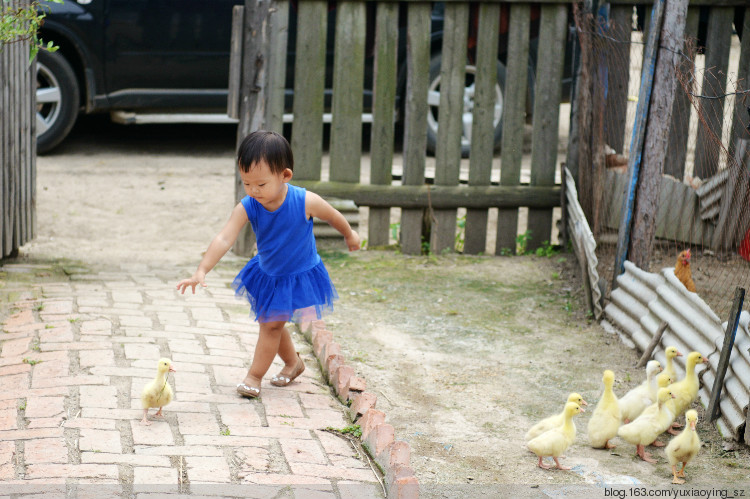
[176,271,207,294]
[346,230,361,252]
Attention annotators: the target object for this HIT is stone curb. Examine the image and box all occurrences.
[298,319,419,499]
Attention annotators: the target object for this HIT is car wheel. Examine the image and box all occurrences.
[426,54,506,158]
[36,50,80,154]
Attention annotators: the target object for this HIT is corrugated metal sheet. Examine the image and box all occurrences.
[603,170,715,245]
[604,260,750,441]
[565,168,603,319]
[695,168,729,222]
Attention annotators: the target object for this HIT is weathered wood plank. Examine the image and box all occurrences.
[496,3,530,255]
[233,0,275,256]
[291,0,328,181]
[294,181,561,209]
[663,6,699,179]
[629,0,689,270]
[265,0,289,133]
[464,3,500,255]
[227,5,244,120]
[401,2,431,255]
[369,2,399,247]
[329,1,366,184]
[431,2,469,254]
[527,4,568,250]
[604,5,633,155]
[693,7,734,180]
[729,7,750,158]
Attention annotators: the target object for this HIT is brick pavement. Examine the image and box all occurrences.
[0,261,385,498]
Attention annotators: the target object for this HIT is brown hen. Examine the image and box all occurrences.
[675,249,696,292]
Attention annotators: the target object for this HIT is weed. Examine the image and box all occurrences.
[22,357,42,366]
[326,424,362,438]
[390,222,400,242]
[18,401,26,411]
[499,247,513,257]
[455,215,466,253]
[45,324,54,329]
[68,317,80,323]
[551,272,560,280]
[535,241,558,258]
[221,428,231,436]
[516,231,531,255]
[33,303,44,312]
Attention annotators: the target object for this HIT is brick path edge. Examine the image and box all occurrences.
[297,319,419,499]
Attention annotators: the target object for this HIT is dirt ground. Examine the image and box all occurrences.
[12,116,750,496]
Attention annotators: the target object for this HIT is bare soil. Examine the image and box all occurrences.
[15,116,750,496]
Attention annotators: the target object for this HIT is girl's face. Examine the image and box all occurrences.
[240,160,293,211]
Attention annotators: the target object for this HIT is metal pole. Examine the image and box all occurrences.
[707,287,745,422]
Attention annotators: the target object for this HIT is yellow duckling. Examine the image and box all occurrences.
[669,352,706,420]
[527,402,585,470]
[140,358,176,426]
[619,360,662,423]
[665,409,701,484]
[617,387,676,463]
[663,346,683,385]
[525,393,588,442]
[588,370,621,449]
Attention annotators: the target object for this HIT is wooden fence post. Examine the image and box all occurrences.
[612,0,665,282]
[232,0,275,257]
[707,287,745,422]
[627,0,689,271]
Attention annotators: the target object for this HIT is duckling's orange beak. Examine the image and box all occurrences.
[676,351,684,357]
[579,408,586,413]
[690,421,696,430]
[580,399,589,406]
[169,365,176,372]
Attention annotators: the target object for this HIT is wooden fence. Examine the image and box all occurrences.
[0,0,36,259]
[229,0,570,255]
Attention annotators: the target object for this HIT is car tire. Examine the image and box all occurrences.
[425,54,506,158]
[36,50,80,154]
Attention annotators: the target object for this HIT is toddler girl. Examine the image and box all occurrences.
[177,130,360,398]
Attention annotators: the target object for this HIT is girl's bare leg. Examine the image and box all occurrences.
[276,326,301,374]
[242,321,297,386]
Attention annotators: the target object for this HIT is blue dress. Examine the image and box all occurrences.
[232,184,338,323]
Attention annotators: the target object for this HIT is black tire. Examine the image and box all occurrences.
[36,50,80,154]
[425,54,506,158]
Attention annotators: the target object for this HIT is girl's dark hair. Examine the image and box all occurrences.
[237,130,294,174]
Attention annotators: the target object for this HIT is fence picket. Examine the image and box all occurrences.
[291,0,328,181]
[400,2,431,255]
[527,4,568,251]
[329,1,366,184]
[368,2,399,247]
[432,3,469,253]
[266,0,289,133]
[464,3,500,255]
[496,3,530,255]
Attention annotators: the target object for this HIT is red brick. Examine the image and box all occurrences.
[287,462,376,482]
[0,364,31,376]
[323,342,341,364]
[0,440,14,466]
[184,456,232,483]
[312,330,333,359]
[235,447,270,471]
[25,396,65,418]
[358,409,385,440]
[177,412,221,435]
[325,354,344,379]
[24,464,118,480]
[347,376,366,393]
[377,440,411,471]
[278,438,327,465]
[364,423,394,457]
[217,403,262,427]
[0,408,17,431]
[262,397,304,418]
[0,338,30,358]
[386,464,419,499]
[332,365,354,401]
[24,438,68,464]
[350,392,377,419]
[79,429,122,454]
[2,309,34,329]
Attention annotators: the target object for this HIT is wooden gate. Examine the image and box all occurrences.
[229,0,573,255]
[1,0,36,259]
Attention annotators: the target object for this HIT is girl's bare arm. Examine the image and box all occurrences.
[176,203,249,293]
[306,192,360,251]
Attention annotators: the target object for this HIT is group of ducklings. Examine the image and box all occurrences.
[526,347,706,485]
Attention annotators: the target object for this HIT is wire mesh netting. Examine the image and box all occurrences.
[574,6,750,320]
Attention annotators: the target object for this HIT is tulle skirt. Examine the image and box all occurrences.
[232,256,338,323]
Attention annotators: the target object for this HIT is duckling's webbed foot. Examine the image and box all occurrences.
[154,407,165,418]
[537,457,551,469]
[140,409,151,426]
[671,466,685,484]
[651,440,665,447]
[553,457,571,470]
[605,440,617,449]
